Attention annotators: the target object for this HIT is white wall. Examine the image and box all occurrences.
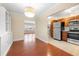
[0,37,1,56]
[36,16,48,43]
[10,12,26,41]
[36,3,77,42]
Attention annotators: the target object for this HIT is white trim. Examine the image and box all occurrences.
[36,37,48,43]
[3,41,13,56]
[13,39,24,42]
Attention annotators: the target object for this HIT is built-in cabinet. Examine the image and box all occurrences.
[0,6,13,56]
[62,32,68,42]
[0,6,11,35]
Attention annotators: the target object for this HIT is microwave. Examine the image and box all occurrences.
[69,20,79,25]
[69,20,79,31]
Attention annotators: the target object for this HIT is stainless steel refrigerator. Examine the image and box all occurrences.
[53,22,61,40]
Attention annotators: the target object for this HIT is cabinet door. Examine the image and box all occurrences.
[62,32,67,42]
[5,11,11,32]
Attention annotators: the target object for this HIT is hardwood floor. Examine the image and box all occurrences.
[7,34,72,56]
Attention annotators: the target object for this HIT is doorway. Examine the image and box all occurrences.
[24,20,36,42]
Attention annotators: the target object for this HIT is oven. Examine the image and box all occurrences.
[68,32,79,45]
[68,20,79,45]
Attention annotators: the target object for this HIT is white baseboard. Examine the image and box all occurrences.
[13,39,24,42]
[36,37,48,43]
[3,41,13,56]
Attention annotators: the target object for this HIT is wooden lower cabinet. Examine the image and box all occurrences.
[62,32,68,42]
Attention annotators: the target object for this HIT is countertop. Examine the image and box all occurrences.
[62,30,69,32]
[68,32,79,34]
[62,30,79,34]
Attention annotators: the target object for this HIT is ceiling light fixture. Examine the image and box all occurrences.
[24,7,35,17]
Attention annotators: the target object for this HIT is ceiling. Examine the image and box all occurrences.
[0,3,56,27]
[1,3,56,16]
[53,4,79,19]
[1,3,78,28]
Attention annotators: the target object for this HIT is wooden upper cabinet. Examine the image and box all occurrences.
[64,19,70,27]
[61,15,79,27]
[57,18,69,27]
[75,15,79,21]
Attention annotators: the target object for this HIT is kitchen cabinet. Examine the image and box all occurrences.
[62,31,68,42]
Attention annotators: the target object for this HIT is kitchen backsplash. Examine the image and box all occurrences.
[65,27,69,31]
